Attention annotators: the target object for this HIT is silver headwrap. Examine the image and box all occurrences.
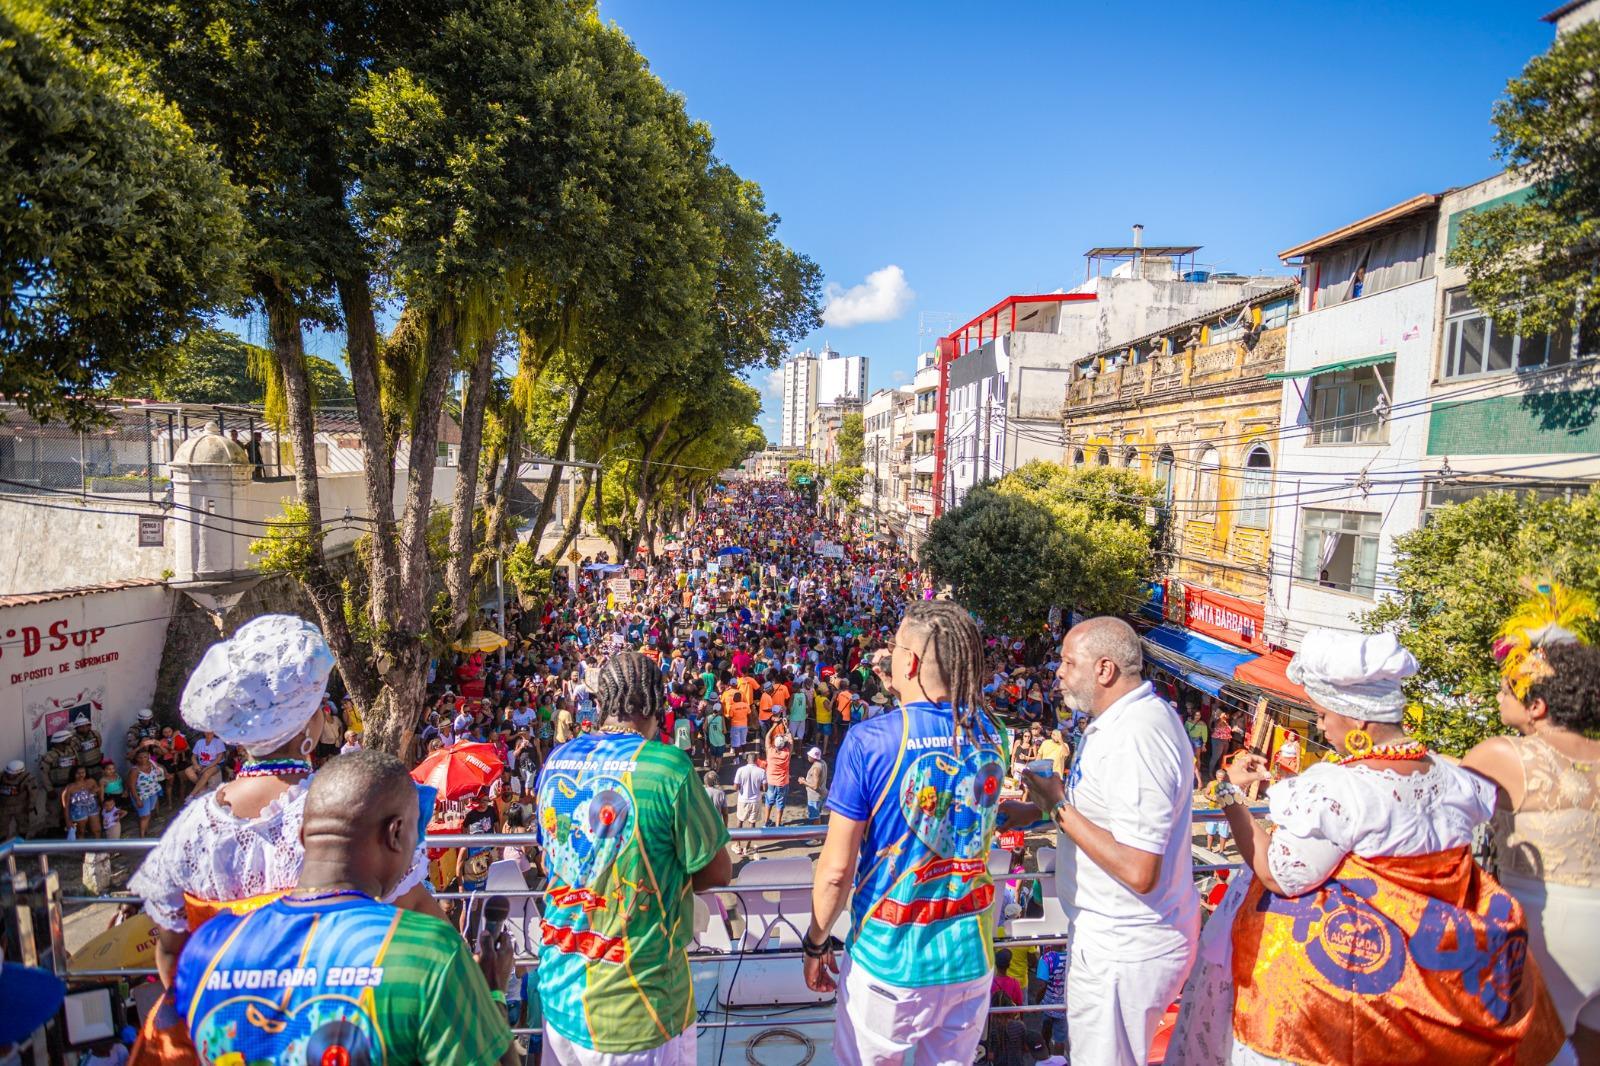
[181,614,335,755]
[1286,630,1417,723]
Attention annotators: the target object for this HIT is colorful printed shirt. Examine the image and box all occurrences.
[535,732,729,1052]
[174,895,509,1066]
[827,700,1008,987]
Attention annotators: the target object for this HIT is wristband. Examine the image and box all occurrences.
[1216,782,1248,808]
[801,932,831,959]
[490,989,507,1004]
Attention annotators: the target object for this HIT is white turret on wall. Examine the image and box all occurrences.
[167,423,254,582]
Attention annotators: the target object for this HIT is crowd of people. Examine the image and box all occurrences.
[6,482,1594,1066]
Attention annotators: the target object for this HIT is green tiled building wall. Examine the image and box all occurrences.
[1428,388,1600,454]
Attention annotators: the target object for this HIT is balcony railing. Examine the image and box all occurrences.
[2,813,1253,1050]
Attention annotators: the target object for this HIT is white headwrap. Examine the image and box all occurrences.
[1287,630,1417,723]
[181,614,335,755]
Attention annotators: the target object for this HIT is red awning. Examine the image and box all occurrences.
[1233,649,1312,706]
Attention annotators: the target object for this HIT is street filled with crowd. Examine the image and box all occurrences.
[4,480,1597,1066]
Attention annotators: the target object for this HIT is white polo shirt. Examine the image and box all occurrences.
[1055,680,1199,961]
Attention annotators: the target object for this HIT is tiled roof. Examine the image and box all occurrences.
[0,578,167,610]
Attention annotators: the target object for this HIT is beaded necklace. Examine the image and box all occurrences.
[236,758,314,779]
[1337,740,1428,766]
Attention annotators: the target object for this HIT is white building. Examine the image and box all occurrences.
[1263,194,1442,644]
[862,387,907,528]
[907,352,940,544]
[816,343,868,405]
[939,244,1289,510]
[779,352,817,449]
[781,344,869,451]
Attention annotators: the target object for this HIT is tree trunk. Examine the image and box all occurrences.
[336,275,400,634]
[524,360,600,553]
[471,413,522,588]
[265,283,378,708]
[362,303,458,757]
[447,332,497,634]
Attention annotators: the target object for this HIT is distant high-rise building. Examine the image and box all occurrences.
[780,351,817,449]
[780,343,868,449]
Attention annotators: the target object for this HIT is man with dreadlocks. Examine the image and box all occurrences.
[534,650,732,1064]
[803,599,1009,1066]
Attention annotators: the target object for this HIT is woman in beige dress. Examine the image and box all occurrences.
[1465,585,1600,1063]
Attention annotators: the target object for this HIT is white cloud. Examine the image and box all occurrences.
[761,368,784,397]
[823,265,915,328]
[891,369,908,384]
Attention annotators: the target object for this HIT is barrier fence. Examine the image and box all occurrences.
[2,811,1257,1052]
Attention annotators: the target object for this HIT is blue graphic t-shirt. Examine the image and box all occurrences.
[826,700,1009,987]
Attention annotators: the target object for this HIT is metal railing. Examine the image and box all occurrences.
[3,812,1256,1038]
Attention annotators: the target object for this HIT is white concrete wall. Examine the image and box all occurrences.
[1266,276,1438,644]
[0,496,176,595]
[1,584,172,806]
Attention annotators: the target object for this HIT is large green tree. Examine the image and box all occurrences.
[922,461,1163,632]
[117,327,353,406]
[1,0,245,427]
[1361,489,1600,755]
[1451,22,1600,343]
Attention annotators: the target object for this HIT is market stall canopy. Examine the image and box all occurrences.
[583,562,627,573]
[452,630,508,653]
[1232,648,1311,705]
[1142,625,1255,697]
[716,546,749,556]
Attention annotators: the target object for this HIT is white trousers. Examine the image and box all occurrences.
[1067,939,1195,1066]
[835,955,991,1066]
[542,1023,696,1065]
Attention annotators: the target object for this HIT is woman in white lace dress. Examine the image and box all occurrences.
[1464,585,1600,1063]
[127,615,436,1063]
[1167,630,1565,1066]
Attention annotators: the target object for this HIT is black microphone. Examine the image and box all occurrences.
[481,894,509,950]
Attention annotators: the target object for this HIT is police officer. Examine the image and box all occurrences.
[125,708,160,754]
[0,759,37,838]
[72,714,104,769]
[41,730,77,827]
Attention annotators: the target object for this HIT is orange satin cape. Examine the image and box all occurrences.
[127,891,286,1066]
[1231,847,1564,1065]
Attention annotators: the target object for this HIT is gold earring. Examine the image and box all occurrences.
[1344,728,1373,757]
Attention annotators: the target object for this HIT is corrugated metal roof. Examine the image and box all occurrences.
[0,578,167,610]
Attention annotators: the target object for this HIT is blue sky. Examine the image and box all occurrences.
[596,0,1561,443]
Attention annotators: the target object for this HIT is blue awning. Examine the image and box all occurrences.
[1138,580,1165,623]
[1142,625,1255,697]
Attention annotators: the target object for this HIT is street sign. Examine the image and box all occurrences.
[137,515,164,547]
[566,548,582,564]
[795,476,811,485]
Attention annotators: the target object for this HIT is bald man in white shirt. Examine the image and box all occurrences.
[1002,616,1198,1066]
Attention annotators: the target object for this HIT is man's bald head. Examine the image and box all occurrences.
[1057,616,1145,717]
[300,750,419,897]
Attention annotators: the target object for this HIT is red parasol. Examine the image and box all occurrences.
[410,741,504,800]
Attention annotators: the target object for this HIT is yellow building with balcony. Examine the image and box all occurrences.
[1060,282,1298,605]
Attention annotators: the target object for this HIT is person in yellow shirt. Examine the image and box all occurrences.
[341,696,364,737]
[814,686,834,754]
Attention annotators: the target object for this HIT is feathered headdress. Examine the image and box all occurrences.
[1493,578,1597,699]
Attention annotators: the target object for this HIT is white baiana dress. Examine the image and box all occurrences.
[129,781,428,933]
[1166,758,1495,1066]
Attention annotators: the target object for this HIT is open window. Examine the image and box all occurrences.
[1298,508,1381,596]
[1154,446,1175,504]
[1193,445,1219,519]
[1095,447,1109,466]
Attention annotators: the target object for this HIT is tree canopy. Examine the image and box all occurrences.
[1361,489,1600,755]
[116,327,352,406]
[921,461,1163,632]
[1,0,245,427]
[1451,22,1600,344]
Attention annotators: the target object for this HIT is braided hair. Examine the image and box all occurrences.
[901,600,995,750]
[595,651,666,726]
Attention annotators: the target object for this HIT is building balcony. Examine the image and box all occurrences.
[1063,329,1288,414]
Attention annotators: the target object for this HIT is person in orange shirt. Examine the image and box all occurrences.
[722,681,752,751]
[736,672,759,708]
[833,684,854,740]
[758,685,775,726]
[771,677,791,716]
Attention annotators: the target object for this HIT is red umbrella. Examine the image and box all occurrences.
[410,741,504,800]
